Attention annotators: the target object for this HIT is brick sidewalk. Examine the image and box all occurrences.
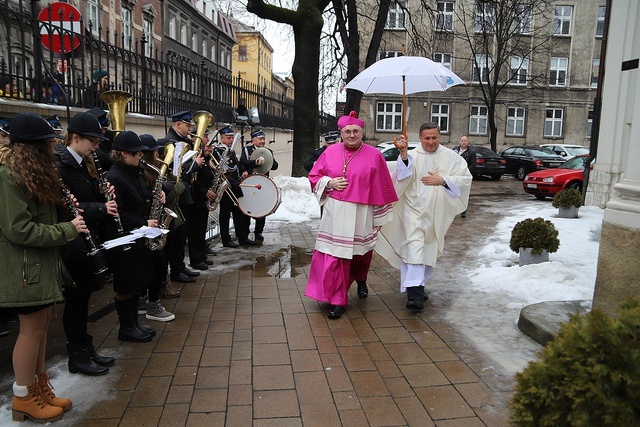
[0,179,526,426]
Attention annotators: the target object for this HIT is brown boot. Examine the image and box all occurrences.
[160,280,181,299]
[37,372,72,412]
[12,382,64,423]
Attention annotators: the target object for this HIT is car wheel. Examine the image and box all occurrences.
[516,166,527,181]
[567,182,583,192]
[535,195,547,200]
[490,174,502,181]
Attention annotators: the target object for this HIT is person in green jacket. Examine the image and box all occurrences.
[0,112,88,423]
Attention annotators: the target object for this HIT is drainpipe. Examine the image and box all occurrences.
[583,0,612,200]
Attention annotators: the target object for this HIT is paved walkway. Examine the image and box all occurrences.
[0,178,537,426]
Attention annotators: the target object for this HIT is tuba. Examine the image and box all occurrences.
[192,110,214,153]
[99,90,133,135]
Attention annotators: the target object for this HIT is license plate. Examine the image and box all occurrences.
[527,184,537,189]
[548,163,561,167]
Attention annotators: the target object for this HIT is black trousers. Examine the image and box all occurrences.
[243,215,265,237]
[147,249,168,302]
[188,201,209,264]
[219,193,248,243]
[62,292,91,344]
[165,204,190,273]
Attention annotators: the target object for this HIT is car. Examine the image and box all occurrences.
[500,146,566,180]
[540,144,590,160]
[522,154,592,200]
[376,141,419,173]
[470,146,507,180]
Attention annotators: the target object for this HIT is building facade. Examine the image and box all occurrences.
[355,0,604,151]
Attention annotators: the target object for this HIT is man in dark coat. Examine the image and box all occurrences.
[239,129,278,243]
[452,135,476,218]
[304,131,339,172]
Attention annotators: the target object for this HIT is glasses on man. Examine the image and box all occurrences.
[341,129,361,136]
[85,137,101,145]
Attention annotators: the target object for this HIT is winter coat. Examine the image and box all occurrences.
[0,165,78,308]
[105,161,153,293]
[453,146,477,174]
[55,144,108,292]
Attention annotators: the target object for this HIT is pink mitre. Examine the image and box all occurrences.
[337,111,365,130]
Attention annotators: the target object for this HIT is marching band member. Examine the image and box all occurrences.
[55,112,116,376]
[239,129,277,244]
[105,131,159,342]
[215,125,251,248]
[163,111,201,283]
[0,113,83,423]
[136,135,177,320]
[187,128,216,270]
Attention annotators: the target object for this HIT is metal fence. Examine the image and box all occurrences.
[0,0,303,129]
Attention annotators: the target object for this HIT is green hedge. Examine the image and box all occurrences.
[509,217,560,255]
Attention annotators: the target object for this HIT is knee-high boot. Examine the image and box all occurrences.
[132,295,156,337]
[115,298,152,342]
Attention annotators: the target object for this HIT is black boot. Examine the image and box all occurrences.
[115,298,153,342]
[132,296,156,337]
[357,281,368,298]
[67,342,109,376]
[86,335,115,366]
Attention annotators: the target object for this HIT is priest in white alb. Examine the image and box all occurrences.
[306,112,398,319]
[376,122,472,311]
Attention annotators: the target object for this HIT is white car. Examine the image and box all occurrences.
[540,144,589,160]
[376,141,419,173]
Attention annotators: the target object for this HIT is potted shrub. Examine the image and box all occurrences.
[510,298,640,426]
[509,217,560,266]
[552,188,582,218]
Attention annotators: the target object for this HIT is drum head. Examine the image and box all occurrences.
[237,174,281,218]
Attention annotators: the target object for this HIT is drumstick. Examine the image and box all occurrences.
[240,184,262,189]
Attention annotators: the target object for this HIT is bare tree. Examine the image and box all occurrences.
[246,0,332,177]
[453,0,555,151]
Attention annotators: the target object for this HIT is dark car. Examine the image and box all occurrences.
[500,146,566,180]
[523,154,592,200]
[471,146,507,180]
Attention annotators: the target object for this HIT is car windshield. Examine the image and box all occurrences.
[565,146,590,156]
[529,148,559,157]
[559,156,587,170]
[472,146,499,157]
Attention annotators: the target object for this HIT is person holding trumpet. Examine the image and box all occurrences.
[0,113,85,423]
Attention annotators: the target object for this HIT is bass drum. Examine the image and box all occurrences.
[237,174,282,218]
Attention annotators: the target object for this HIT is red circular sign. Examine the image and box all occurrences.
[38,2,84,54]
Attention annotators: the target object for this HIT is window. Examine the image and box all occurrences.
[379,51,403,60]
[202,36,208,58]
[180,20,188,45]
[386,1,406,29]
[513,3,532,34]
[143,18,153,56]
[554,5,573,35]
[596,6,606,37]
[121,8,131,49]
[191,29,198,52]
[238,45,247,62]
[469,105,488,134]
[591,59,599,88]
[506,107,526,136]
[431,104,449,133]
[549,57,568,86]
[376,102,402,131]
[169,13,176,39]
[436,1,454,32]
[587,110,593,138]
[211,40,216,62]
[434,52,452,70]
[544,108,563,137]
[475,1,494,33]
[87,0,99,35]
[510,56,529,85]
[472,54,491,83]
[220,44,227,68]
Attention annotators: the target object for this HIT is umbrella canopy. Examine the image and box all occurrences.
[344,56,465,136]
[344,56,464,94]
